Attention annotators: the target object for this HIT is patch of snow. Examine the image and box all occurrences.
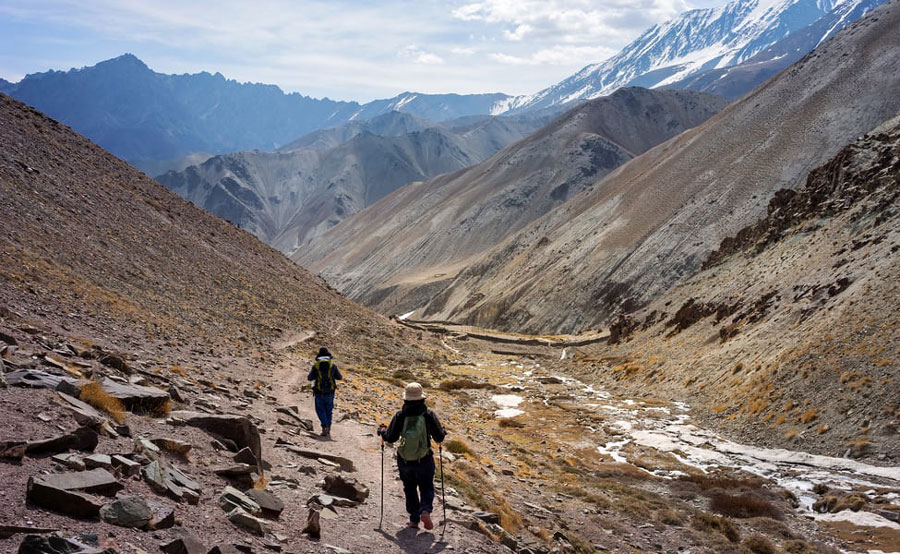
[492,394,524,408]
[398,310,415,320]
[814,510,900,530]
[495,408,525,418]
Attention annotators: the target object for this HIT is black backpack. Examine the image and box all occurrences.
[314,358,336,393]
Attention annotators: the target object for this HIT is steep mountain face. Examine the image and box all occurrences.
[0,78,12,94]
[391,0,900,334]
[157,111,548,253]
[297,88,728,313]
[595,115,900,461]
[5,54,515,163]
[501,0,885,113]
[664,0,885,99]
[0,93,425,363]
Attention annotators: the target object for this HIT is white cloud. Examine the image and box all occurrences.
[398,45,445,65]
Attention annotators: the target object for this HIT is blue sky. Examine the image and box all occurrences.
[0,0,727,102]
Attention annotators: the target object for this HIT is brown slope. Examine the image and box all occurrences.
[297,87,728,314]
[406,0,900,334]
[586,115,900,460]
[0,93,423,366]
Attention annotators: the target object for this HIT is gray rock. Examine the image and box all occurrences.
[147,501,176,530]
[473,511,500,524]
[141,460,167,493]
[1,440,26,461]
[219,486,261,515]
[160,536,206,554]
[323,475,369,502]
[244,489,284,518]
[232,447,259,467]
[172,412,261,460]
[25,426,99,455]
[100,378,169,413]
[16,534,106,554]
[55,380,83,399]
[51,453,86,471]
[26,477,103,518]
[214,464,256,476]
[110,455,141,477]
[309,494,357,508]
[208,546,242,554]
[83,453,113,470]
[277,445,354,471]
[100,496,152,528]
[56,392,107,428]
[302,509,321,540]
[36,468,123,496]
[226,507,269,535]
[6,369,75,389]
[150,438,192,457]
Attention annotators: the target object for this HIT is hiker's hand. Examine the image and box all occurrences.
[377,423,387,437]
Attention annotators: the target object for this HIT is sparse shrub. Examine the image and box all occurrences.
[817,424,829,434]
[438,378,495,391]
[710,493,782,520]
[79,381,126,423]
[799,409,817,424]
[679,473,764,491]
[774,414,787,425]
[499,418,525,428]
[742,534,778,554]
[444,438,475,457]
[657,508,685,526]
[848,438,870,457]
[784,429,799,440]
[692,512,740,543]
[253,472,269,490]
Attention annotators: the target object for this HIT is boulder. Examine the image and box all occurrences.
[6,369,75,389]
[142,460,201,503]
[160,536,206,554]
[227,507,269,535]
[100,379,168,413]
[1,440,26,461]
[323,475,369,502]
[208,546,243,554]
[172,412,261,460]
[99,496,152,528]
[26,477,103,518]
[244,489,284,518]
[98,354,128,373]
[141,460,167,493]
[301,509,321,540]
[232,447,259,467]
[219,486,261,515]
[26,426,99,455]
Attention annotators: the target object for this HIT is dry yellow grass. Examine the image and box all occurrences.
[79,381,126,423]
[799,409,817,424]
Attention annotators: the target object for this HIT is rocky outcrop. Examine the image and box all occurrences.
[173,412,262,460]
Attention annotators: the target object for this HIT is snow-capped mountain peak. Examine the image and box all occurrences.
[501,0,875,114]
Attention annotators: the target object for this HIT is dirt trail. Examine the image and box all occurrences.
[269,357,494,553]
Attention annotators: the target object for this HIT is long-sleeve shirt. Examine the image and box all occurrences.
[380,399,446,456]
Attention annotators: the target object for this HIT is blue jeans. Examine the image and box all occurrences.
[398,455,435,523]
[314,392,334,427]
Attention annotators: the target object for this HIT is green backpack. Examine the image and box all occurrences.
[397,414,429,461]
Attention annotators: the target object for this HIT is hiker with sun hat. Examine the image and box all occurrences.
[378,382,446,530]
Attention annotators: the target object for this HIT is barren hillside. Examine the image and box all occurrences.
[378,0,900,334]
[299,88,728,315]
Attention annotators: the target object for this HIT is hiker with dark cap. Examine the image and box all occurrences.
[377,382,446,530]
[308,347,342,437]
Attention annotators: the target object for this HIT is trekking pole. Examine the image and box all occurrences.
[439,442,447,532]
[379,434,385,530]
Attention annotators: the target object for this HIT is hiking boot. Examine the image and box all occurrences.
[407,520,419,529]
[320,426,328,437]
[324,425,331,437]
[421,511,433,530]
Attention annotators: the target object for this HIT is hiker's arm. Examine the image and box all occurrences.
[380,413,403,443]
[307,366,316,381]
[333,364,343,381]
[427,410,446,443]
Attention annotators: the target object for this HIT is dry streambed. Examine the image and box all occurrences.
[437,353,900,553]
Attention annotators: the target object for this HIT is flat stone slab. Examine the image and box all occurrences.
[277,445,355,472]
[323,475,369,502]
[26,426,98,455]
[101,378,170,412]
[57,392,107,428]
[214,464,256,476]
[172,411,261,460]
[26,476,103,518]
[38,468,123,496]
[219,486,261,515]
[227,507,269,535]
[244,489,284,518]
[6,369,76,389]
[100,496,153,528]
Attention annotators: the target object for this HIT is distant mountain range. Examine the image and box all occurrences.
[156,111,551,252]
[1,0,883,166]
[2,54,517,162]
[500,0,886,111]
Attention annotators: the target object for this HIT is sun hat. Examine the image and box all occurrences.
[404,382,426,401]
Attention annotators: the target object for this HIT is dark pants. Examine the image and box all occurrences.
[397,455,435,523]
[314,392,334,427]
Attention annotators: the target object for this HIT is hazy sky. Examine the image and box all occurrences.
[0,0,728,102]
